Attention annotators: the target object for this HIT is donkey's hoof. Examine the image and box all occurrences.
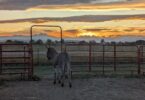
[65,75,68,79]
[69,83,72,88]
[61,83,64,87]
[53,81,56,85]
[58,80,61,84]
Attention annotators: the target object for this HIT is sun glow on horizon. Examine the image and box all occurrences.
[77,32,102,37]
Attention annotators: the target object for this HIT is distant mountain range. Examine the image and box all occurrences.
[0,33,145,43]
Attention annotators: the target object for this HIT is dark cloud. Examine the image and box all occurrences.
[124,28,145,32]
[44,30,53,32]
[84,27,145,34]
[84,28,111,32]
[0,0,91,10]
[84,28,121,33]
[65,29,79,33]
[0,0,138,10]
[0,14,145,23]
[42,29,75,33]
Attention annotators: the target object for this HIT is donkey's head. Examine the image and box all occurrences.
[47,47,57,60]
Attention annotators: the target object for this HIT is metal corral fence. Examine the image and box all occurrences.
[33,44,143,75]
[0,44,33,78]
[65,44,145,75]
[0,43,145,77]
[33,44,145,75]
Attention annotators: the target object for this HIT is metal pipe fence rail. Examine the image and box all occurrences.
[66,44,145,75]
[0,44,33,79]
[140,45,145,75]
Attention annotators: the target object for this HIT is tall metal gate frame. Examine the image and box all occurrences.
[30,25,63,51]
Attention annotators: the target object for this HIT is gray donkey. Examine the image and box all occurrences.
[46,45,72,88]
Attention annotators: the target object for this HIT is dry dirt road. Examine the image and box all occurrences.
[0,78,145,100]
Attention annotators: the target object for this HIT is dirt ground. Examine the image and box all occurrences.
[0,77,145,100]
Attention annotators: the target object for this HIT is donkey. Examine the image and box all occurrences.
[46,45,72,88]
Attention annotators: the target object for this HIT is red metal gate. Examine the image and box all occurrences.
[66,44,145,75]
[139,45,145,75]
[0,44,33,78]
[91,44,138,75]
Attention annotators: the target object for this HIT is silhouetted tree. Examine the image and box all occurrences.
[79,40,87,44]
[13,40,25,44]
[100,39,105,45]
[5,40,13,44]
[110,41,116,45]
[35,39,43,44]
[89,40,96,44]
[135,40,145,45]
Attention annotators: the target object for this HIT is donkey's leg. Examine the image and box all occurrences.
[61,65,65,87]
[53,68,57,84]
[67,62,72,88]
[57,68,61,84]
[68,70,72,88]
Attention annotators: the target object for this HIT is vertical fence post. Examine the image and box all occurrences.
[114,44,117,72]
[137,46,141,75]
[140,46,143,63]
[28,44,33,78]
[89,43,92,72]
[0,45,2,74]
[37,48,40,65]
[24,46,26,74]
[102,44,105,74]
[31,45,34,77]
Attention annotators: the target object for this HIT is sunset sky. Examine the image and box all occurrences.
[0,0,145,39]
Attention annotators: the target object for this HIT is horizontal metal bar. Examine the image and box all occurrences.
[140,62,145,64]
[72,69,137,73]
[1,72,25,75]
[1,50,31,52]
[2,67,31,70]
[102,57,137,58]
[0,43,30,45]
[66,44,138,47]
[2,62,30,64]
[140,52,145,53]
[67,51,137,53]
[2,57,31,59]
[115,57,137,58]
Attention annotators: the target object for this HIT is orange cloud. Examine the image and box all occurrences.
[0,33,13,37]
[0,26,145,38]
[36,27,145,38]
[27,2,145,11]
[0,17,145,38]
